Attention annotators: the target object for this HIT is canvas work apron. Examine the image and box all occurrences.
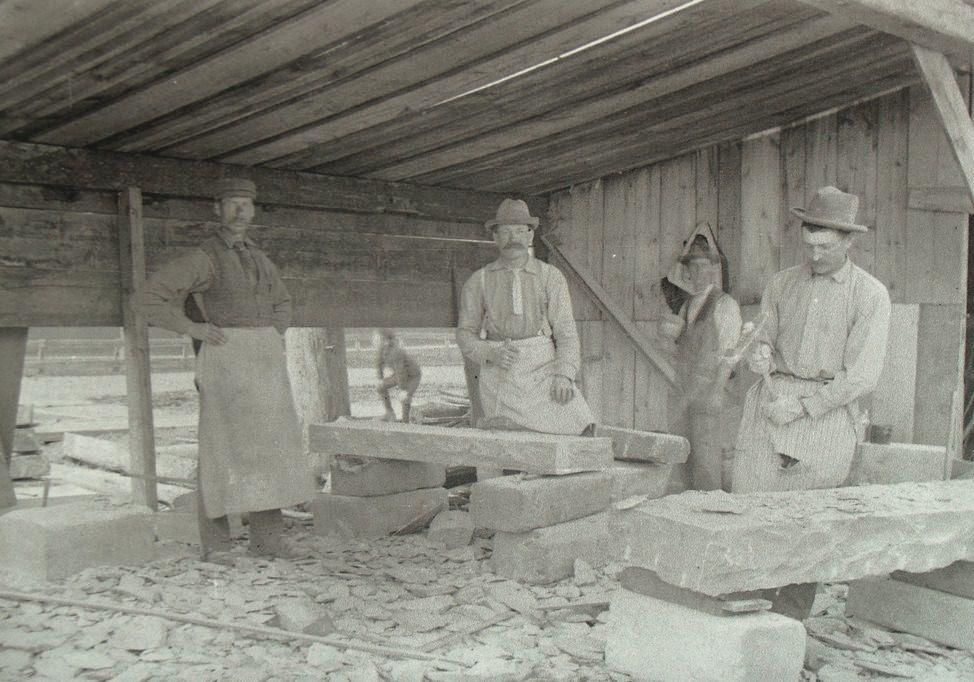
[731,373,856,493]
[478,335,594,435]
[196,327,316,517]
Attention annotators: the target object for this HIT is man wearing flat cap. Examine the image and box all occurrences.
[138,178,314,562]
[456,198,595,436]
[731,186,890,618]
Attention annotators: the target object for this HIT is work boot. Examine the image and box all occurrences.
[247,508,307,559]
[197,491,234,564]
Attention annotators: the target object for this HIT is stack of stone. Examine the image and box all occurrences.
[312,455,448,539]
[471,425,689,584]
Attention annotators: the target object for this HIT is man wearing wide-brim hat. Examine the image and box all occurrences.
[137,177,315,563]
[456,198,595,436]
[731,186,891,618]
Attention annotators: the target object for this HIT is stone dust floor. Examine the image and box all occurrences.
[1,521,974,681]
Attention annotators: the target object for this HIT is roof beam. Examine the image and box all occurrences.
[911,44,974,217]
[798,0,974,56]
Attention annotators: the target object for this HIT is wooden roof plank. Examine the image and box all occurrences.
[105,0,528,154]
[799,0,974,55]
[0,0,118,64]
[311,0,807,175]
[370,14,854,182]
[413,31,900,188]
[444,44,913,192]
[0,0,319,139]
[211,0,697,166]
[0,140,545,224]
[33,0,425,147]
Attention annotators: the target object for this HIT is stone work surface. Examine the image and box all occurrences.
[606,589,805,681]
[607,462,671,502]
[848,442,948,485]
[0,502,155,580]
[470,473,612,532]
[618,481,974,596]
[311,419,614,474]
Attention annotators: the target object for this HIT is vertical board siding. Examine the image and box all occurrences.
[548,86,967,444]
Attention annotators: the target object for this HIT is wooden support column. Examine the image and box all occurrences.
[118,187,157,510]
[912,46,974,211]
[0,327,27,509]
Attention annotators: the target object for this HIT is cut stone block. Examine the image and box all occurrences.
[952,458,974,480]
[312,488,448,539]
[617,481,974,596]
[153,510,200,545]
[427,510,474,548]
[846,577,974,652]
[892,560,974,600]
[310,418,613,474]
[329,455,445,497]
[0,502,155,580]
[470,472,612,532]
[608,462,671,502]
[593,425,689,464]
[9,453,49,479]
[63,433,196,483]
[605,589,805,682]
[848,442,948,485]
[12,428,40,454]
[491,511,618,584]
[620,567,770,616]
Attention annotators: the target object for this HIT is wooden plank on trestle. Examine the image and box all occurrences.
[592,425,689,465]
[780,124,807,270]
[846,577,974,653]
[601,175,635,428]
[309,419,614,475]
[118,187,157,510]
[875,88,910,303]
[739,132,781,305]
[618,480,974,596]
[0,328,27,509]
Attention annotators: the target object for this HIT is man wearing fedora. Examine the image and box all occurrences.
[662,230,742,491]
[456,198,595,436]
[731,185,890,618]
[138,178,315,563]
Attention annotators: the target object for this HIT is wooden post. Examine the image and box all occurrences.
[118,187,157,510]
[0,327,27,509]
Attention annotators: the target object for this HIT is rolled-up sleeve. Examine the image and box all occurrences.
[136,250,213,335]
[546,268,581,381]
[802,283,891,418]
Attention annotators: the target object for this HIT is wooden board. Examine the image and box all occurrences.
[577,321,605,424]
[739,132,781,305]
[846,577,974,653]
[309,418,614,475]
[870,304,919,443]
[914,304,965,446]
[837,99,879,274]
[716,141,743,297]
[779,124,807,270]
[874,88,910,302]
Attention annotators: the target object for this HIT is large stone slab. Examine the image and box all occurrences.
[848,442,948,485]
[608,462,671,502]
[847,577,974,652]
[490,511,619,584]
[617,481,974,596]
[470,472,612,532]
[606,589,804,682]
[0,502,155,580]
[9,453,49,479]
[593,425,689,464]
[329,455,445,497]
[311,488,448,539]
[310,418,613,475]
[892,560,974,599]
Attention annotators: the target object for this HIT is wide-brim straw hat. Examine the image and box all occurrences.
[485,198,539,230]
[214,177,257,201]
[791,186,868,232]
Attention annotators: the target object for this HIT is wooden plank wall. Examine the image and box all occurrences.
[548,85,968,447]
[0,141,541,328]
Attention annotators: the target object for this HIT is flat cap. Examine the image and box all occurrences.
[214,177,257,200]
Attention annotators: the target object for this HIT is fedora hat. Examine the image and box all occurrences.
[485,198,539,230]
[214,177,257,201]
[790,186,868,233]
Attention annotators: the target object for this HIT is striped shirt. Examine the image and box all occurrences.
[759,258,891,418]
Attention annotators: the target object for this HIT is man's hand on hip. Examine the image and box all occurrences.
[188,322,227,345]
[551,375,574,404]
[765,396,804,426]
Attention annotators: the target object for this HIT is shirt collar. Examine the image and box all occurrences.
[216,230,256,249]
[802,257,852,283]
[487,254,542,274]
